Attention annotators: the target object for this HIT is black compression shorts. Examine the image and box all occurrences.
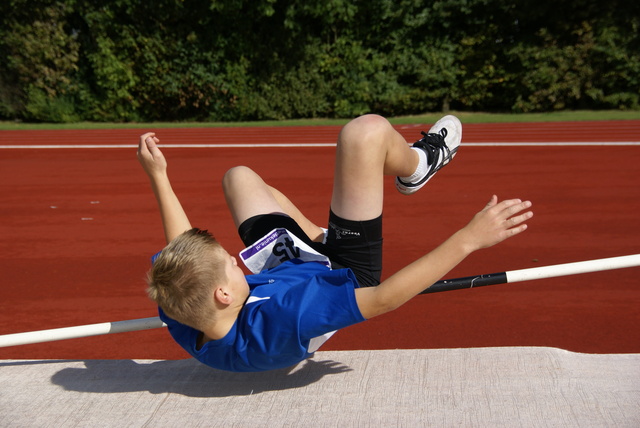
[238,210,382,287]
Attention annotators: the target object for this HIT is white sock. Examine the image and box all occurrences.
[400,147,429,183]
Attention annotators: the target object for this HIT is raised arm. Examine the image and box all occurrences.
[355,196,533,319]
[137,132,191,244]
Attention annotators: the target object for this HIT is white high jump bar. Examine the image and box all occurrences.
[0,317,166,348]
[0,254,638,348]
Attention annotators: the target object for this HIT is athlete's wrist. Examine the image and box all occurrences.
[449,228,480,256]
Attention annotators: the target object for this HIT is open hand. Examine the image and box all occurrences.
[137,132,167,178]
[461,195,533,251]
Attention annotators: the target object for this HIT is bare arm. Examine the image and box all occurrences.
[355,196,533,319]
[137,132,191,244]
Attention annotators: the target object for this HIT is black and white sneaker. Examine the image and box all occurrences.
[395,115,462,195]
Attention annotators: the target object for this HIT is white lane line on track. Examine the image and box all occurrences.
[463,142,640,146]
[0,144,336,149]
[0,142,639,149]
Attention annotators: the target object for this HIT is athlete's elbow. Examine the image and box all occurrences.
[356,287,404,319]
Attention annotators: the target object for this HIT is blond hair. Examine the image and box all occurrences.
[147,228,228,331]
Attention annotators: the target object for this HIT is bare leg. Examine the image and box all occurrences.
[222,166,324,241]
[266,185,325,241]
[331,114,419,221]
[223,115,419,239]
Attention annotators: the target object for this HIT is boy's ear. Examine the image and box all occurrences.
[214,287,233,305]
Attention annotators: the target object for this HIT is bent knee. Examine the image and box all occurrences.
[222,166,258,191]
[338,114,393,150]
[343,114,390,135]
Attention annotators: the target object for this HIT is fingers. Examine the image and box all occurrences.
[465,196,533,251]
[138,132,155,149]
[494,199,533,238]
[483,194,498,210]
[147,135,160,149]
[483,195,533,229]
[138,132,152,157]
[508,209,534,226]
[490,198,532,220]
[137,132,161,158]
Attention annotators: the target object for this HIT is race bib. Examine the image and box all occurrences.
[239,228,331,274]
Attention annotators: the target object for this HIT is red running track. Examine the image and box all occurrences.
[0,120,639,360]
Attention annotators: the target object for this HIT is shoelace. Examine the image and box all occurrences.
[416,128,450,165]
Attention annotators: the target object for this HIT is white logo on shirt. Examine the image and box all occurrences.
[246,296,270,305]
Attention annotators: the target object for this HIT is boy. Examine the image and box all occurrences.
[137,114,532,372]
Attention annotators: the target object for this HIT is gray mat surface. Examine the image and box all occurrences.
[1,347,639,427]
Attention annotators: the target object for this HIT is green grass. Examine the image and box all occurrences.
[390,110,640,124]
[1,110,638,130]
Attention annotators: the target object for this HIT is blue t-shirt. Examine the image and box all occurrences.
[159,259,365,372]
